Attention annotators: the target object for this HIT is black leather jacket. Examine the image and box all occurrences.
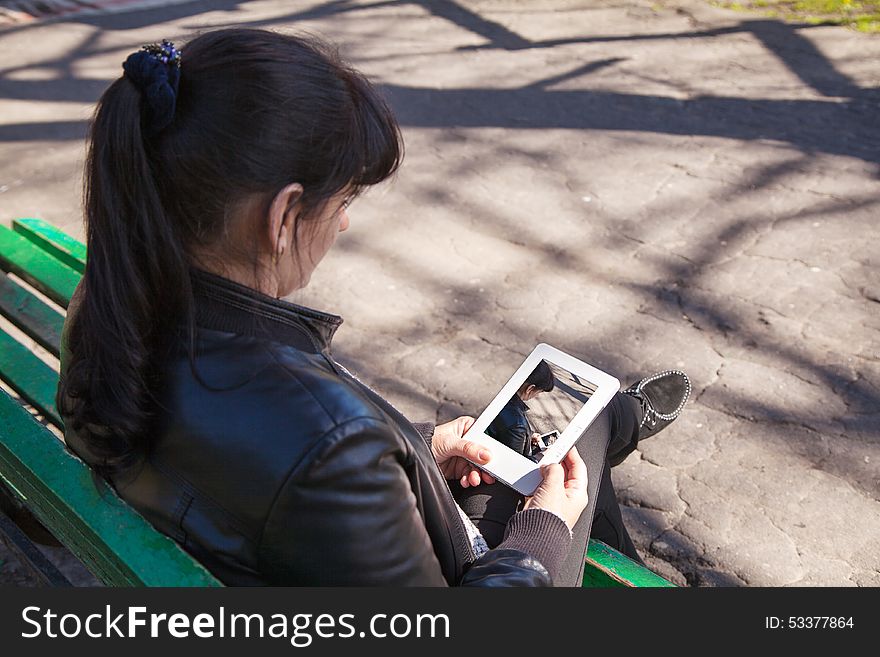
[487,395,532,456]
[60,268,571,586]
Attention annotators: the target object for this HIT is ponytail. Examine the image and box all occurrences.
[57,73,194,479]
[57,29,403,480]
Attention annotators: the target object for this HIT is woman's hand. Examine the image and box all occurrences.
[523,447,588,530]
[431,416,497,488]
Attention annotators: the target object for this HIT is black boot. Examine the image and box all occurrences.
[623,370,691,441]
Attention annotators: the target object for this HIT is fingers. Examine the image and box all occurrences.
[459,468,481,488]
[449,439,491,466]
[457,458,476,482]
[561,448,587,491]
[448,416,476,438]
[562,446,585,471]
[539,462,564,489]
[432,416,477,457]
[528,459,587,531]
[435,417,494,489]
[459,465,495,488]
[458,416,476,432]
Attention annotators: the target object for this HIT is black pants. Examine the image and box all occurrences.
[453,391,643,586]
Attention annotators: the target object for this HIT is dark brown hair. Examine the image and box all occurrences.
[525,361,555,393]
[57,28,403,479]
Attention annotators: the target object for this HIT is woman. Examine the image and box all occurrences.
[57,29,690,586]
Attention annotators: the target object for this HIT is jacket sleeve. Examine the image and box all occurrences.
[503,418,530,456]
[257,417,565,586]
[512,422,531,456]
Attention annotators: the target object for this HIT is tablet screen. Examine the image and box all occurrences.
[482,359,599,463]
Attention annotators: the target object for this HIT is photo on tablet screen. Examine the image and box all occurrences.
[484,359,598,463]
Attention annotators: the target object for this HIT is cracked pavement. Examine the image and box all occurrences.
[0,0,878,586]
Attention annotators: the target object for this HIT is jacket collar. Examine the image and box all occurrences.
[511,395,530,413]
[189,267,343,354]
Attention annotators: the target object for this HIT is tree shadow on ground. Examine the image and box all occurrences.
[0,1,877,164]
[1,0,877,584]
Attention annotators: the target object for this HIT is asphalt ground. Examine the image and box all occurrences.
[0,0,878,586]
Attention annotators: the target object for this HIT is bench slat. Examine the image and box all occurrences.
[0,389,222,586]
[0,331,62,427]
[0,225,78,308]
[0,271,65,357]
[584,539,676,587]
[13,218,86,274]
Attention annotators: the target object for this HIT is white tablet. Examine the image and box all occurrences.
[461,343,620,496]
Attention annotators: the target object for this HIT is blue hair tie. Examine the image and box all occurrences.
[122,40,182,136]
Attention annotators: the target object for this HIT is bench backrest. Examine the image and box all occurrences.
[0,219,221,586]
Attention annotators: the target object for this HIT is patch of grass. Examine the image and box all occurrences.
[712,0,880,32]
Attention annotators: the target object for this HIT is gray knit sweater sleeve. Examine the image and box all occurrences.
[411,422,435,448]
[411,419,572,582]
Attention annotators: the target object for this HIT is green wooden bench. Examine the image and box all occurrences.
[0,218,673,588]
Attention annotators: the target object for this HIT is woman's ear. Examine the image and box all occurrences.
[266,182,305,257]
